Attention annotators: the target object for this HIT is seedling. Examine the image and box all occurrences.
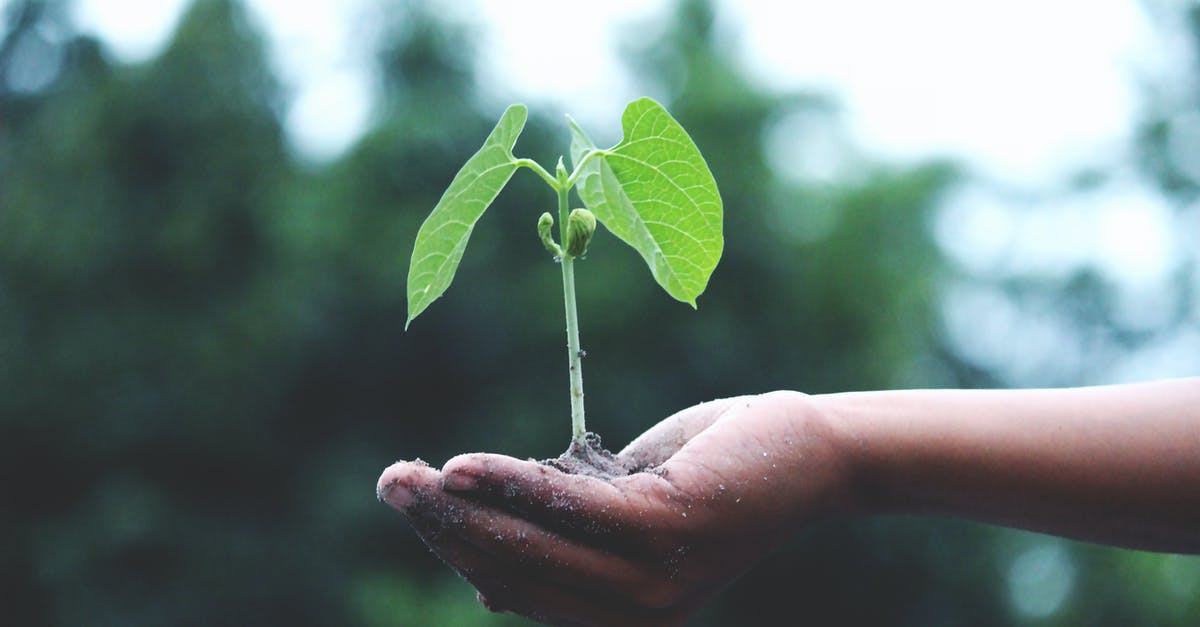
[406,98,722,459]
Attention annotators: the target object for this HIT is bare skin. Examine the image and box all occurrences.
[377,378,1200,626]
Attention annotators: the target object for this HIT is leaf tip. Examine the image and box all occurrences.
[501,103,529,132]
[566,114,588,138]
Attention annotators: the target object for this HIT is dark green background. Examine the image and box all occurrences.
[2,0,1198,624]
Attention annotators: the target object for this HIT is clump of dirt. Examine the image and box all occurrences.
[543,432,633,481]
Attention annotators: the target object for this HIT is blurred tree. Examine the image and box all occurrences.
[0,0,335,623]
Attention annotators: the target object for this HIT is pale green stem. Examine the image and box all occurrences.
[516,158,558,188]
[557,172,587,446]
[564,149,607,188]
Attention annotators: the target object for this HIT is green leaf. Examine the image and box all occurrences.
[570,98,722,307]
[406,105,527,328]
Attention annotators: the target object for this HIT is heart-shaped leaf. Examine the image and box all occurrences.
[406,105,527,328]
[570,98,723,307]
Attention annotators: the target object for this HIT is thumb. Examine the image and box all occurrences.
[617,396,750,471]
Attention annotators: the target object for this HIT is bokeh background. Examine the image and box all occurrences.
[2,0,1199,624]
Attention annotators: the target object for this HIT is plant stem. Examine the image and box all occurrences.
[515,158,558,188]
[564,149,606,188]
[557,175,587,447]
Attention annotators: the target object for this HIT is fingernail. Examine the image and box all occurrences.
[379,479,414,508]
[378,461,430,508]
[442,470,477,492]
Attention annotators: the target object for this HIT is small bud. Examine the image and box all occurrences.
[565,208,596,257]
[555,156,568,183]
[537,212,561,257]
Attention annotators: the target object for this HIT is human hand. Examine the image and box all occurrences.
[377,391,854,626]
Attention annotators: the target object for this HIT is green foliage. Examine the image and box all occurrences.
[570,98,723,306]
[405,104,527,327]
[406,97,722,325]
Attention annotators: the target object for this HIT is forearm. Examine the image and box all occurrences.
[815,379,1200,553]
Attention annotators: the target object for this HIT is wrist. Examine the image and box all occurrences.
[807,391,891,517]
[757,391,869,523]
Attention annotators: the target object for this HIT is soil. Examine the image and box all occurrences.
[542,431,636,481]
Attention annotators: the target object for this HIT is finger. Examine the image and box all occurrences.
[383,458,679,603]
[377,459,443,512]
[441,454,682,540]
[397,489,692,625]
[618,396,751,469]
[405,519,687,627]
[410,485,682,607]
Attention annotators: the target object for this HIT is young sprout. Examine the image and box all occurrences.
[405,98,722,449]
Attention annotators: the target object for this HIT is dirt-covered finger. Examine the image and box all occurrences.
[425,492,684,606]
[377,459,443,512]
[440,453,680,538]
[405,513,691,627]
[379,461,671,599]
[403,514,524,603]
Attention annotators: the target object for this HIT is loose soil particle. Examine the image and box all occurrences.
[543,432,635,480]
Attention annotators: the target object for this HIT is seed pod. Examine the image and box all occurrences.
[537,212,561,256]
[565,208,596,257]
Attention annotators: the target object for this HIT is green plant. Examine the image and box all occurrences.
[406,98,722,451]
